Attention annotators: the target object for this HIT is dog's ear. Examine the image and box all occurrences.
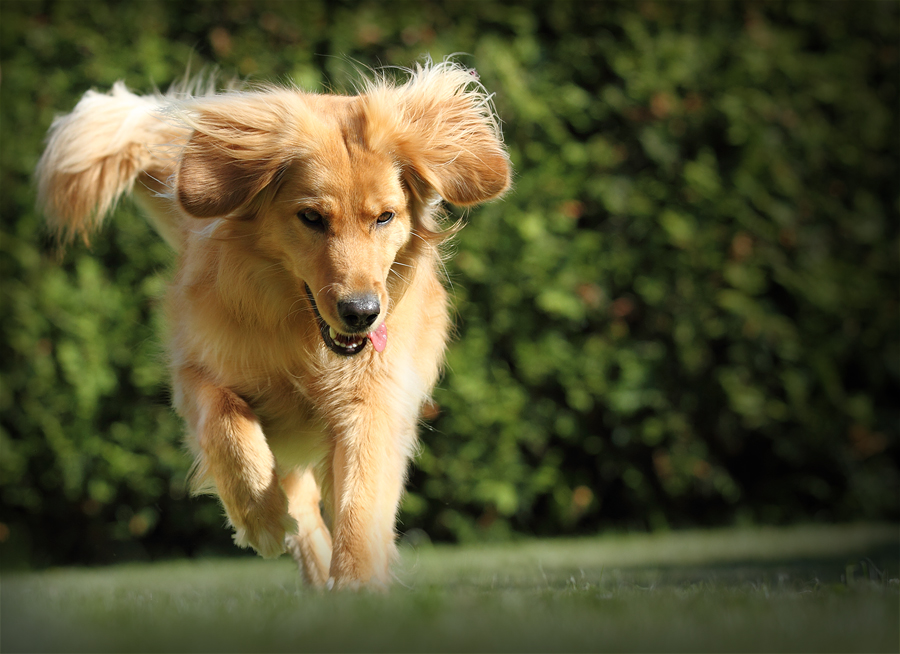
[176,96,288,218]
[369,64,511,207]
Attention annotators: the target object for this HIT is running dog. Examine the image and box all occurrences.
[36,61,510,589]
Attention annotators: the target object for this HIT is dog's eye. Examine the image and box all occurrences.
[299,210,325,230]
[376,212,394,226]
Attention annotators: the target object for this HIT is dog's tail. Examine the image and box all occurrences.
[35,82,187,248]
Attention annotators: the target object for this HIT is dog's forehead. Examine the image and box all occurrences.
[272,95,406,211]
[278,145,403,213]
[285,141,399,184]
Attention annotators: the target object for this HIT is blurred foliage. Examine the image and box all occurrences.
[0,0,897,566]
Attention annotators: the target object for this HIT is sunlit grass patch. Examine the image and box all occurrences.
[2,524,897,653]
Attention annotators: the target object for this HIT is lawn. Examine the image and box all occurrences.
[1,523,897,653]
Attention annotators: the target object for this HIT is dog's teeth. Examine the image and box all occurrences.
[325,324,365,351]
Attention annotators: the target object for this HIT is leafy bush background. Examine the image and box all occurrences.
[1,0,897,566]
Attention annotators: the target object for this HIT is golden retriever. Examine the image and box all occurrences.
[36,61,510,589]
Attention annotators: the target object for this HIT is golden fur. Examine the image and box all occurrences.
[36,62,510,589]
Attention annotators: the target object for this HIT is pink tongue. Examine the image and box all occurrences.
[368,322,387,353]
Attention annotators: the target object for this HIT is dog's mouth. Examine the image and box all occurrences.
[305,285,387,357]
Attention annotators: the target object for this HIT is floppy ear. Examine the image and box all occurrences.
[176,96,289,218]
[370,63,511,206]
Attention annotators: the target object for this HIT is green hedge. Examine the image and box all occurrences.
[1,0,897,565]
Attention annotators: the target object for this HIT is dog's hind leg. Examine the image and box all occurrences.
[283,467,332,588]
[174,366,297,559]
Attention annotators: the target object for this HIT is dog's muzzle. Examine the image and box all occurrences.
[305,285,387,356]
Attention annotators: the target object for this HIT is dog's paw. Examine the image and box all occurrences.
[233,512,297,558]
[328,550,392,591]
[285,532,332,588]
[226,485,298,559]
[327,574,389,593]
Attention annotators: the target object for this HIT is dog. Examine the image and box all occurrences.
[36,61,510,589]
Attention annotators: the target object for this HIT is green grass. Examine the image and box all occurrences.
[2,524,898,653]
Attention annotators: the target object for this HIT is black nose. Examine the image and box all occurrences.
[337,294,380,332]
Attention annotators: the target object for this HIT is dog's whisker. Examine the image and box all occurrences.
[411,229,454,291]
[389,269,411,285]
[281,296,312,323]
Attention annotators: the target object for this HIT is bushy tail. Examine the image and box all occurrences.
[35,82,185,246]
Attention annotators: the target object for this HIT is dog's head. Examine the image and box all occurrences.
[174,62,510,357]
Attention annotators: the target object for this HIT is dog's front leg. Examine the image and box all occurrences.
[327,409,413,590]
[175,367,297,559]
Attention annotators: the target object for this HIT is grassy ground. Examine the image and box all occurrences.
[1,523,897,653]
